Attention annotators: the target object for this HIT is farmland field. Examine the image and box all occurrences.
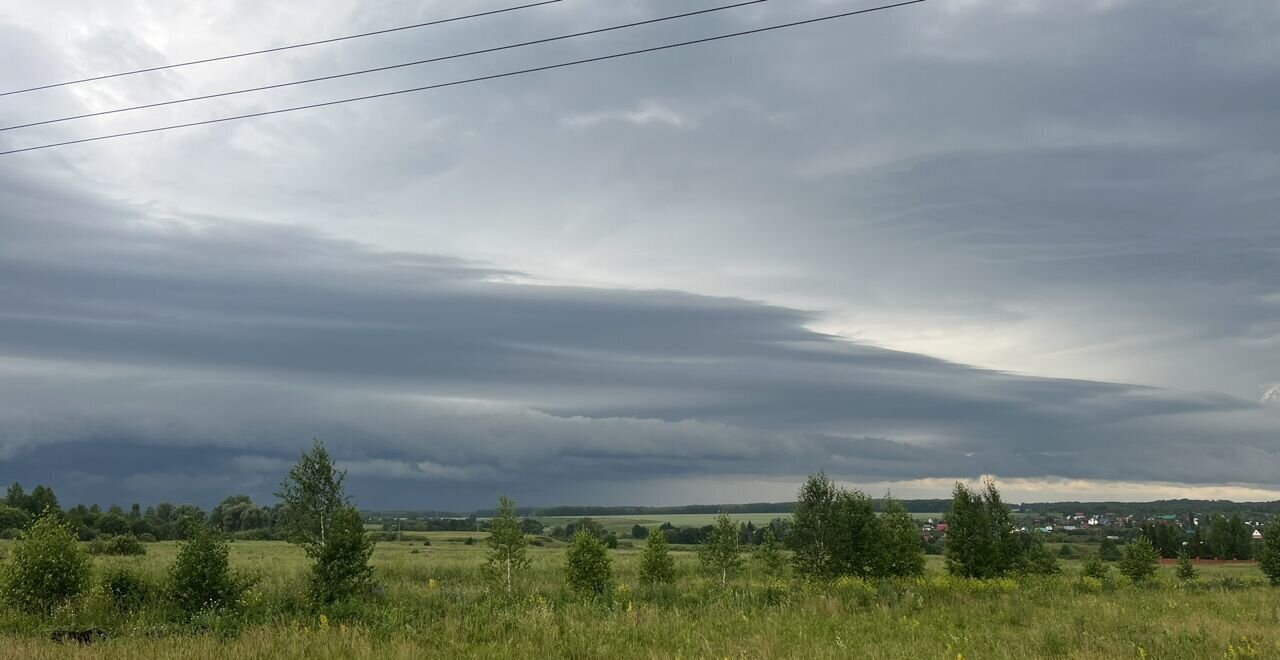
[1,537,1278,659]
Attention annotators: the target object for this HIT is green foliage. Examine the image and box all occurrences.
[790,472,841,580]
[878,496,926,577]
[1098,538,1122,562]
[1016,534,1061,576]
[0,504,30,531]
[102,568,150,612]
[168,523,249,614]
[1081,554,1109,581]
[0,513,90,613]
[698,512,743,586]
[276,439,348,555]
[87,533,147,556]
[638,528,676,586]
[945,479,1021,578]
[309,507,375,604]
[565,529,612,597]
[484,495,529,594]
[1176,549,1197,582]
[631,524,649,540]
[1260,521,1280,586]
[754,528,787,579]
[1206,513,1253,560]
[1118,535,1160,583]
[1057,544,1076,559]
[830,489,879,578]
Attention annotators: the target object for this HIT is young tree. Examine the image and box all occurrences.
[308,507,375,604]
[168,523,247,614]
[1118,535,1159,583]
[754,527,787,579]
[945,481,995,578]
[565,529,612,597]
[1081,554,1109,581]
[1176,548,1197,582]
[1259,520,1280,586]
[877,496,926,578]
[638,528,676,586]
[485,495,530,594]
[830,489,881,578]
[1057,544,1076,559]
[790,472,841,579]
[276,439,347,551]
[276,440,375,603]
[1,513,90,613]
[699,512,744,587]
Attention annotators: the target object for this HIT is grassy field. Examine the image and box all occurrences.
[541,512,790,535]
[1,537,1278,659]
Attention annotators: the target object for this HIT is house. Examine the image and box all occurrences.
[1253,529,1264,541]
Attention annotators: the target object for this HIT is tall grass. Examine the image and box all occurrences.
[1,538,1277,658]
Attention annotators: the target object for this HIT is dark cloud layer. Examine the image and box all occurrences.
[0,167,1277,508]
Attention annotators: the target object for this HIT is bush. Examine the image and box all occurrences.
[0,514,91,613]
[639,529,676,586]
[1081,554,1108,581]
[1176,550,1197,582]
[168,524,250,614]
[308,507,376,605]
[102,568,150,612]
[88,533,146,556]
[0,528,21,540]
[565,530,612,597]
[1118,536,1159,583]
[137,532,158,543]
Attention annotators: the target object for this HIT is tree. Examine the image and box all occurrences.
[1176,549,1197,582]
[308,507,375,604]
[1057,544,1076,559]
[877,496,925,578]
[4,483,27,511]
[1118,535,1159,583]
[27,485,60,518]
[945,481,996,578]
[754,527,787,579]
[277,440,374,603]
[830,489,880,578]
[1260,521,1280,586]
[631,524,650,540]
[0,505,30,531]
[638,528,676,586]
[168,523,247,614]
[1207,513,1252,560]
[485,495,529,594]
[565,529,611,597]
[276,439,348,552]
[790,472,841,579]
[0,513,90,613]
[1098,537,1122,562]
[699,512,743,587]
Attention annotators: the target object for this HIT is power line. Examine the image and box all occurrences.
[0,0,768,133]
[0,0,563,98]
[0,0,927,157]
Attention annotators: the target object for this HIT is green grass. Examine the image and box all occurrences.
[541,512,790,535]
[1,539,1278,658]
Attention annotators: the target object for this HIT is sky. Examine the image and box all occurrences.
[0,0,1278,510]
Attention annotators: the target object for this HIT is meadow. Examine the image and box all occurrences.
[2,532,1278,659]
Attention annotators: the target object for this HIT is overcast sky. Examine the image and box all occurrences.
[1,0,1277,510]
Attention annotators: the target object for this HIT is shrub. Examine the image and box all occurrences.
[565,530,612,597]
[0,514,91,613]
[639,528,676,586]
[308,507,375,604]
[1176,550,1197,582]
[1081,554,1108,581]
[88,533,146,556]
[137,532,158,543]
[754,528,787,579]
[103,568,150,612]
[168,524,249,614]
[0,528,21,540]
[1118,536,1159,583]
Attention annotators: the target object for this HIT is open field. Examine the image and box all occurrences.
[540,512,790,535]
[1,539,1278,659]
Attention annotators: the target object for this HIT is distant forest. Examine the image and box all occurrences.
[375,498,1280,520]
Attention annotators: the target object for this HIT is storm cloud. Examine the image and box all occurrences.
[0,0,1278,507]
